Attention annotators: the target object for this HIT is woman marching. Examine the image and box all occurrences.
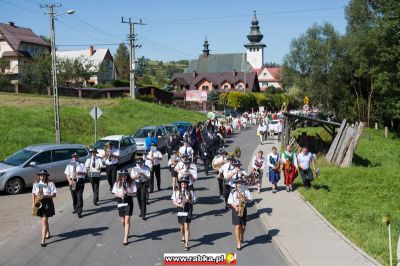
[227,160,252,251]
[267,147,281,193]
[281,144,298,192]
[171,174,196,251]
[251,150,266,193]
[112,169,137,245]
[31,169,57,247]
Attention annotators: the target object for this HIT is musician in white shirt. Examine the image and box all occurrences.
[228,172,252,251]
[219,156,236,209]
[177,159,197,189]
[104,142,120,191]
[131,158,150,220]
[179,141,194,161]
[112,169,136,245]
[257,122,268,144]
[32,169,57,247]
[168,150,180,191]
[64,153,86,218]
[85,148,103,205]
[146,143,163,192]
[171,175,196,251]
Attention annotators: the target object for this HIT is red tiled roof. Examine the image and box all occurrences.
[0,22,50,52]
[266,67,282,80]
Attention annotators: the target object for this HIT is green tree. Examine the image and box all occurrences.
[114,43,130,80]
[207,89,220,103]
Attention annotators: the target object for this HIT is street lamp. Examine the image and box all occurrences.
[45,4,75,143]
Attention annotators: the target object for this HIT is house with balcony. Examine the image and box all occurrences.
[0,21,50,78]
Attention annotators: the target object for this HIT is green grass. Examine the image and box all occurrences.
[0,93,206,159]
[294,127,400,265]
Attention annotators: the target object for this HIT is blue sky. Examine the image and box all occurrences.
[0,0,349,64]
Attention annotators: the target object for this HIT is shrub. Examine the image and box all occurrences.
[137,94,157,103]
[111,79,130,87]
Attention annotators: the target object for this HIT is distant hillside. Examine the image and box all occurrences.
[0,93,205,158]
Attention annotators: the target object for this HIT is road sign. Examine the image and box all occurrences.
[90,106,103,120]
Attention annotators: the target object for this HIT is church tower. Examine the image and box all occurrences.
[202,36,210,57]
[244,11,266,69]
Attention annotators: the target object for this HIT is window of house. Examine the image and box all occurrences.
[237,84,243,90]
[263,73,267,76]
[223,84,229,90]
[201,85,209,91]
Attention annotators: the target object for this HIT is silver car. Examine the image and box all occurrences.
[133,126,168,154]
[0,144,89,195]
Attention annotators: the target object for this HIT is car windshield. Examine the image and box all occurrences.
[134,129,153,138]
[3,149,37,166]
[164,126,175,133]
[93,140,119,149]
[270,121,279,124]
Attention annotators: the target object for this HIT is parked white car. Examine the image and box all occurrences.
[268,120,282,135]
[92,135,137,165]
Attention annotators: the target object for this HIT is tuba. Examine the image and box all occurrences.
[228,147,241,159]
[32,185,44,216]
[237,190,246,218]
[70,161,78,191]
[211,155,224,171]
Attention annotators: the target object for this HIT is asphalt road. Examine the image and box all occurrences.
[0,127,287,266]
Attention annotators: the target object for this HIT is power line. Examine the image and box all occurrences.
[0,0,43,15]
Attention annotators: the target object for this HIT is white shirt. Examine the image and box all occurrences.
[145,150,163,167]
[267,152,280,169]
[177,164,197,186]
[32,181,57,196]
[84,156,103,173]
[258,124,267,132]
[179,146,194,157]
[112,181,137,194]
[168,154,180,167]
[104,148,120,165]
[174,161,186,173]
[226,168,248,188]
[171,189,196,204]
[219,162,234,179]
[228,188,252,206]
[252,156,266,170]
[64,160,86,179]
[297,152,314,170]
[131,165,151,183]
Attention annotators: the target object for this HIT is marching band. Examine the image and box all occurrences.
[30,112,317,253]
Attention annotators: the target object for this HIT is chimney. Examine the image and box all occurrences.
[89,45,94,56]
[232,70,237,77]
[192,71,197,78]
[8,21,15,27]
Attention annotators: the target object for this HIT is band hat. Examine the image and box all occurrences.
[227,156,235,161]
[136,157,145,164]
[118,169,130,176]
[218,149,228,155]
[171,150,177,154]
[233,176,245,184]
[232,160,242,166]
[72,152,79,157]
[183,159,192,164]
[37,169,50,176]
[89,148,98,153]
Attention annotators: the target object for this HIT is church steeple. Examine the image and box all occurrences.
[247,11,264,43]
[244,11,266,69]
[202,36,210,57]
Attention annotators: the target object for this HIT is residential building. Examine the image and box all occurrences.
[56,46,117,85]
[0,21,50,76]
[256,67,283,91]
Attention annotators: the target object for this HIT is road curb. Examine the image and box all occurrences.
[297,193,381,265]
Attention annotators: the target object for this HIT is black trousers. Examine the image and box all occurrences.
[217,178,224,196]
[70,180,84,214]
[299,168,314,188]
[136,181,148,218]
[150,164,161,192]
[203,158,210,175]
[223,184,232,204]
[90,177,100,203]
[106,164,118,189]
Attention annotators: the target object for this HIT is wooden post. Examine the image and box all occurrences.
[326,120,347,163]
[385,127,388,139]
[14,84,19,94]
[78,89,82,98]
[107,92,111,99]
[342,122,365,167]
[375,123,378,130]
[47,86,51,95]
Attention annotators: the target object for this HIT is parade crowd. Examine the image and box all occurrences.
[31,110,317,251]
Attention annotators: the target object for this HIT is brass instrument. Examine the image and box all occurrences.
[228,147,241,159]
[237,190,246,218]
[104,142,112,161]
[149,150,155,171]
[32,185,44,216]
[289,137,300,153]
[211,155,225,171]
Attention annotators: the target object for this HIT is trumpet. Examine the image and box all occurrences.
[32,186,44,216]
[237,190,246,218]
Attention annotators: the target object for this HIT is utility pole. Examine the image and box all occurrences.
[121,17,145,99]
[42,4,75,143]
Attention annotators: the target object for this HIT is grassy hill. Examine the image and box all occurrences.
[292,127,399,265]
[0,93,205,159]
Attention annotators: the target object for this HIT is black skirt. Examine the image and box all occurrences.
[36,198,55,218]
[231,206,247,226]
[116,196,133,217]
[170,168,178,178]
[177,202,192,224]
